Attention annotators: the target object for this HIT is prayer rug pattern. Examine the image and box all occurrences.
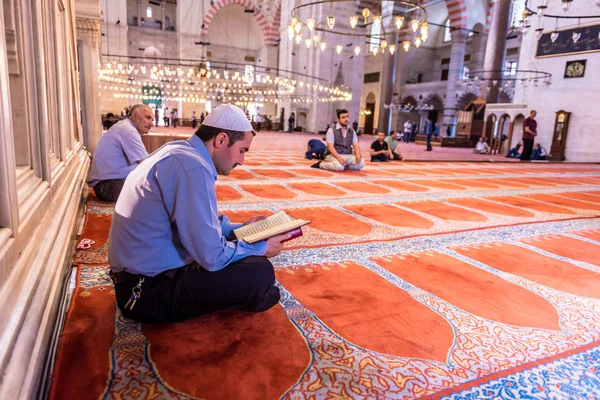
[50,132,600,399]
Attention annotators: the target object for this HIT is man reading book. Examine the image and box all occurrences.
[108,104,290,323]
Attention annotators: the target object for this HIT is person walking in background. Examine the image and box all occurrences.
[192,111,197,129]
[403,120,412,143]
[425,117,434,151]
[352,120,358,133]
[172,110,178,128]
[288,113,295,133]
[410,121,417,142]
[200,112,205,125]
[154,108,159,126]
[520,110,537,161]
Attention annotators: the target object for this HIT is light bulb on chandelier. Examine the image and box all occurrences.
[354,45,361,56]
[313,34,319,47]
[287,25,294,40]
[403,40,411,52]
[372,45,379,55]
[305,38,312,48]
[362,7,370,23]
[395,16,404,30]
[550,31,559,42]
[411,19,420,32]
[389,44,396,55]
[327,15,336,29]
[414,37,422,48]
[295,34,302,45]
[535,28,544,40]
[373,16,382,26]
[307,18,316,31]
[320,41,327,52]
[336,44,343,54]
[294,22,302,34]
[350,15,358,29]
[562,0,572,13]
[572,31,581,43]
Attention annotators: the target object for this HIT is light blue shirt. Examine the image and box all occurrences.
[108,134,268,276]
[87,119,149,187]
[325,122,359,145]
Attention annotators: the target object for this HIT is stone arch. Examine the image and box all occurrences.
[423,93,444,110]
[484,113,497,139]
[456,92,477,110]
[445,0,468,29]
[509,113,525,150]
[401,95,418,107]
[493,113,511,154]
[498,91,511,104]
[202,0,278,46]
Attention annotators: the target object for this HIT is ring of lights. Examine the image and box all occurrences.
[462,69,552,90]
[287,0,429,56]
[520,1,600,41]
[99,54,352,106]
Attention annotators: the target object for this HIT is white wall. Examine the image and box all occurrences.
[208,4,265,50]
[514,2,600,162]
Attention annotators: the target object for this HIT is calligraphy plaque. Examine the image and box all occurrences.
[564,60,586,78]
[536,23,600,58]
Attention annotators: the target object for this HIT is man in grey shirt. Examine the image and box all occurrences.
[87,104,153,201]
[320,109,364,171]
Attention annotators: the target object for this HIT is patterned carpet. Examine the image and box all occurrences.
[49,132,600,399]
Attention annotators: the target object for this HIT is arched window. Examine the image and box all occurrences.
[444,19,452,42]
[511,0,526,28]
[146,6,153,19]
[369,22,382,53]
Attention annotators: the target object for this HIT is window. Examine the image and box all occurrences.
[441,58,450,65]
[444,19,452,42]
[504,61,517,76]
[369,22,381,53]
[511,0,526,28]
[441,69,449,81]
[462,66,470,80]
[146,7,153,19]
[363,72,380,83]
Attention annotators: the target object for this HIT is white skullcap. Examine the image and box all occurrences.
[202,104,253,132]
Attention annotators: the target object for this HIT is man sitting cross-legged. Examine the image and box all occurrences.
[108,104,290,323]
[320,108,364,171]
[370,131,392,162]
[88,104,153,202]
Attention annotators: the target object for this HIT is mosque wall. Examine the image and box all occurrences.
[0,0,91,397]
[514,2,600,162]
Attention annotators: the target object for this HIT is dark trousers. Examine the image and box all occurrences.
[92,179,125,202]
[426,134,433,151]
[403,132,411,143]
[192,120,197,129]
[391,151,402,161]
[112,256,280,323]
[520,138,534,161]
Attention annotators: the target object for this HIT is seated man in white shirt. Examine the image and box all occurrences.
[87,104,152,201]
[473,137,491,154]
[319,109,364,171]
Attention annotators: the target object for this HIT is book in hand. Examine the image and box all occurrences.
[233,211,310,244]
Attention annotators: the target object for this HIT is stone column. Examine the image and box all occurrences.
[442,29,469,136]
[480,0,512,103]
[76,17,103,153]
[137,0,143,26]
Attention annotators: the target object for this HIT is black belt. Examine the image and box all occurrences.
[109,270,146,285]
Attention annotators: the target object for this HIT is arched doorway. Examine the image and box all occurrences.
[509,114,525,152]
[423,93,444,123]
[484,114,497,144]
[364,92,376,135]
[297,112,307,131]
[493,114,511,154]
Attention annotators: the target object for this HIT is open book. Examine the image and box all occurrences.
[233,211,310,244]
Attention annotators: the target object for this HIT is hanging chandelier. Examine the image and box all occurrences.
[521,0,600,42]
[287,0,429,56]
[98,55,352,106]
[460,69,552,98]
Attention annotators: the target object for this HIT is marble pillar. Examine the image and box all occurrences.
[480,0,512,103]
[442,29,469,136]
[76,16,102,153]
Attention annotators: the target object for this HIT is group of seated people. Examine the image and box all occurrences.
[473,137,547,161]
[305,110,403,168]
[506,141,547,160]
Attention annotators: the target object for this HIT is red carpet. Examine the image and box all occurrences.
[50,132,600,399]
